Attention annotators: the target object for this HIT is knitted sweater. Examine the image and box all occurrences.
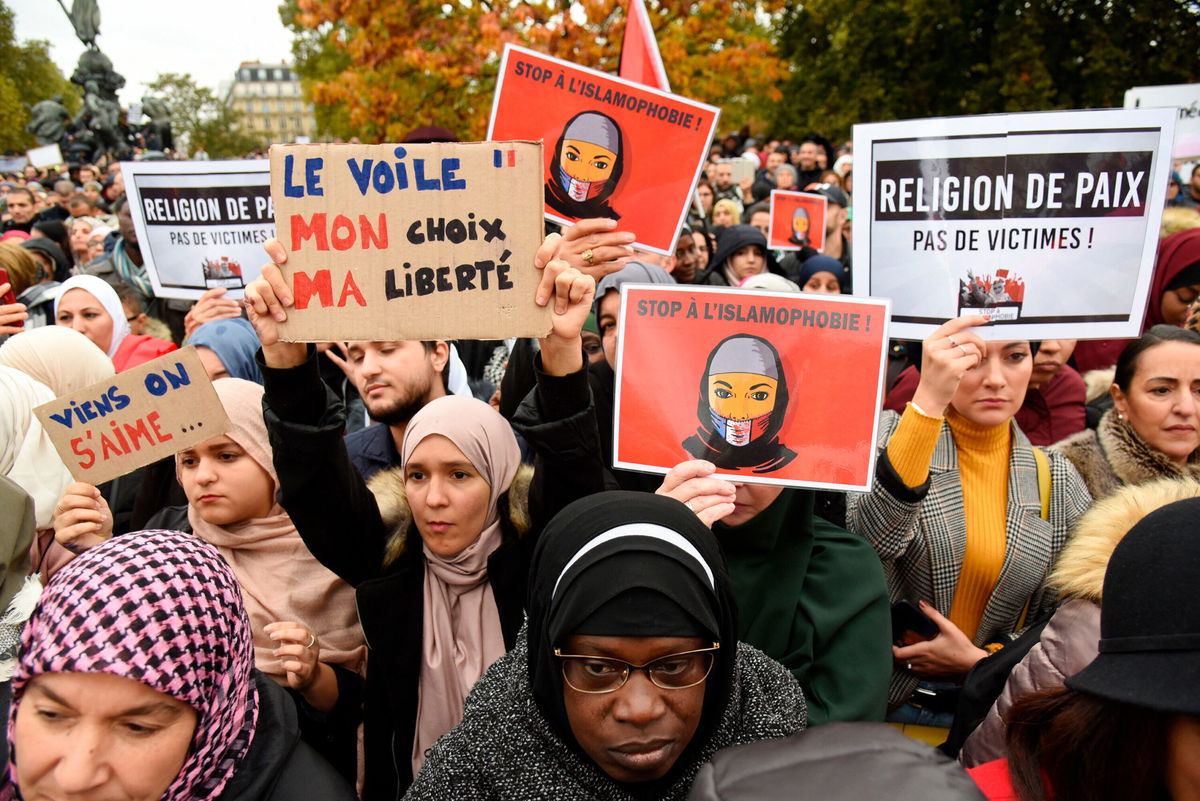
[404,631,807,801]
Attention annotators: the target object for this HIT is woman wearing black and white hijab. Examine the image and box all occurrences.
[404,492,806,800]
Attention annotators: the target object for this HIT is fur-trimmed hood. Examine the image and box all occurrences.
[367,463,534,567]
[1050,476,1200,602]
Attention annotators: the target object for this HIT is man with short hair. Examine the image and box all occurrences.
[794,139,824,187]
[1,188,38,234]
[39,179,76,222]
[712,162,742,206]
[67,192,97,218]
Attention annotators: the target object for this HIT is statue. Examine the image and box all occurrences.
[56,0,101,49]
[26,95,70,144]
[70,49,130,163]
[140,94,174,151]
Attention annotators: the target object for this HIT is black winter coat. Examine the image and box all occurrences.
[260,347,597,801]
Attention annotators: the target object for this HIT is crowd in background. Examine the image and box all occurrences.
[0,123,1198,801]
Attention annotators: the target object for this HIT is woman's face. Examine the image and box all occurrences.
[1111,341,1200,466]
[405,433,492,557]
[775,170,795,191]
[56,288,114,353]
[696,185,714,214]
[599,290,621,369]
[1167,715,1200,801]
[1167,178,1181,201]
[723,482,784,527]
[1160,284,1200,327]
[692,232,710,272]
[802,270,841,295]
[69,220,93,255]
[178,435,275,525]
[196,345,230,380]
[727,245,765,281]
[561,634,707,784]
[711,204,734,227]
[14,672,196,801]
[948,341,1033,427]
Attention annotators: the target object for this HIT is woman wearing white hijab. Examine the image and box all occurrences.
[54,274,176,371]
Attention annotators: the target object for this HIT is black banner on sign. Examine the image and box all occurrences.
[139,185,273,227]
[874,150,1153,222]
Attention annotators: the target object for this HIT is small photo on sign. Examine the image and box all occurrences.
[768,190,828,252]
[613,284,891,491]
[958,268,1026,321]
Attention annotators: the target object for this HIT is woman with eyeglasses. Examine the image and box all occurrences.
[403,492,806,800]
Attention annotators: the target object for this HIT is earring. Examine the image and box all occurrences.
[1117,412,1125,420]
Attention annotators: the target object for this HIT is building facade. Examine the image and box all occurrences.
[224,62,318,147]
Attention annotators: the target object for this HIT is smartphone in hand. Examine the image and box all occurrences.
[891,599,939,647]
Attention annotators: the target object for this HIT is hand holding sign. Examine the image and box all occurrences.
[244,239,309,370]
[534,217,636,280]
[538,259,595,378]
[184,287,243,339]
[655,460,737,528]
[910,316,990,418]
[52,481,113,555]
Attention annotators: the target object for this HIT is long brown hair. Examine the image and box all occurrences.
[1003,686,1171,801]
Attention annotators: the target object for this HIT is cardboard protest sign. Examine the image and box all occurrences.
[718,157,757,186]
[614,284,891,491]
[852,108,1177,340]
[26,143,63,169]
[768,190,827,251]
[488,44,720,255]
[123,160,274,301]
[1125,83,1200,161]
[269,141,551,342]
[33,347,230,485]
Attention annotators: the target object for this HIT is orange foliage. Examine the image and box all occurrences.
[292,0,786,142]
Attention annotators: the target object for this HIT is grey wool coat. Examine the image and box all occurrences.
[846,410,1093,707]
[403,632,807,801]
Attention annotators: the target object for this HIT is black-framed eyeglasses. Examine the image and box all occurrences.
[554,642,720,694]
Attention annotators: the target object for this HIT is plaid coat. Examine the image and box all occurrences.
[846,410,1093,707]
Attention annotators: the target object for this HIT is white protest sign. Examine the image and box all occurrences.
[33,347,230,485]
[1125,83,1200,162]
[26,144,63,169]
[123,160,274,301]
[852,108,1176,340]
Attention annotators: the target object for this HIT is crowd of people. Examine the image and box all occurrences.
[0,126,1198,801]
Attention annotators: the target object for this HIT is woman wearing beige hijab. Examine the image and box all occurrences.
[0,325,115,396]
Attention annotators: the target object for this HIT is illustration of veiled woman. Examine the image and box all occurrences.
[681,334,797,473]
[788,205,811,247]
[544,110,624,221]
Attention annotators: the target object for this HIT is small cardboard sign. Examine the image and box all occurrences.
[269,141,551,342]
[123,159,274,301]
[718,157,758,186]
[614,284,891,491]
[26,143,63,169]
[768,190,828,251]
[852,108,1177,340]
[488,44,721,255]
[33,347,230,485]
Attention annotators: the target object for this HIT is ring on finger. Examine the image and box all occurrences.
[581,249,594,265]
[905,662,913,671]
[956,343,968,356]
[305,633,316,649]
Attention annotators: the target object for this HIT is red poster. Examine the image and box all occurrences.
[768,190,828,251]
[488,44,720,255]
[614,285,891,490]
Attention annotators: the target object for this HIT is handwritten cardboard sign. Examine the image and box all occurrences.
[488,44,721,255]
[852,108,1177,340]
[768,190,828,252]
[123,159,274,301]
[33,347,230,485]
[269,141,551,342]
[613,284,891,491]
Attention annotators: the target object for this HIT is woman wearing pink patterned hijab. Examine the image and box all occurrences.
[5,529,355,801]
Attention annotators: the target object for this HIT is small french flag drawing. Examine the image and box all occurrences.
[493,149,517,168]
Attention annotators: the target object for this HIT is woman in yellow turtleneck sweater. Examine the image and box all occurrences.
[847,316,1093,722]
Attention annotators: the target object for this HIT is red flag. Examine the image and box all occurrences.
[618,0,670,92]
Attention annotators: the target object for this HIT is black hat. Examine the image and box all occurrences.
[20,238,69,279]
[1065,497,1200,716]
[804,182,849,208]
[708,225,781,278]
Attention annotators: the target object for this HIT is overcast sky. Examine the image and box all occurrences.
[11,0,296,104]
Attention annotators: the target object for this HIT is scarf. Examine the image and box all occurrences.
[183,378,366,682]
[187,318,263,384]
[400,394,520,773]
[54,274,130,359]
[0,324,114,396]
[9,530,258,800]
[111,237,155,302]
[0,366,71,529]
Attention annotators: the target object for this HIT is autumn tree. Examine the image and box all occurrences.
[0,0,81,152]
[773,0,1200,141]
[281,0,787,142]
[145,73,260,158]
